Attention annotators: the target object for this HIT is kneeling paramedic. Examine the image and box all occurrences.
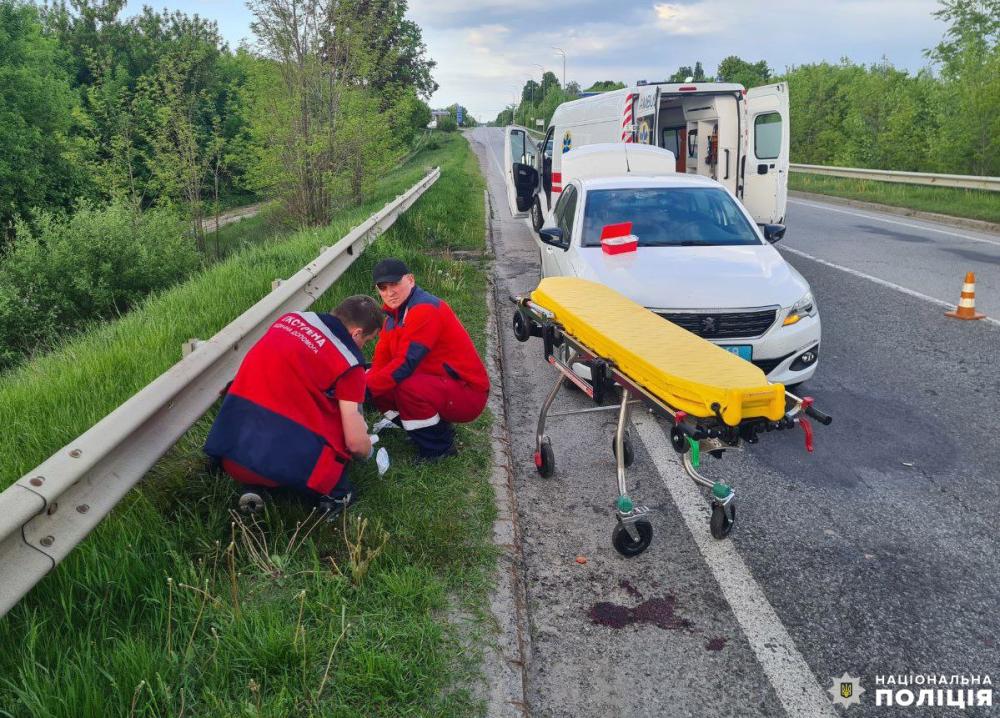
[204,295,384,517]
[367,258,489,459]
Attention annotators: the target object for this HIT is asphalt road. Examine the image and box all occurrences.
[468,127,1000,718]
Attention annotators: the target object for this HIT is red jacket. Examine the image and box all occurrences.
[368,286,489,396]
[204,311,365,495]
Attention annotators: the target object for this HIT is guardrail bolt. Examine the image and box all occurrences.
[77,504,90,514]
[40,536,54,547]
[30,477,44,487]
[69,449,82,458]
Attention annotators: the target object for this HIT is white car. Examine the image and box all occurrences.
[532,171,820,387]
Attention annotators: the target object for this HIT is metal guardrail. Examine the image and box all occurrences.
[790,163,1000,192]
[0,167,441,617]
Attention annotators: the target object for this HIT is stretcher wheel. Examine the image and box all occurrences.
[670,426,689,454]
[611,435,635,468]
[535,438,555,478]
[612,520,653,557]
[710,504,735,539]
[512,310,531,343]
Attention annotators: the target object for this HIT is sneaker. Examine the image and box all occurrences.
[317,491,358,523]
[238,487,268,515]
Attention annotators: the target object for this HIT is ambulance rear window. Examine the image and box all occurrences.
[580,187,761,247]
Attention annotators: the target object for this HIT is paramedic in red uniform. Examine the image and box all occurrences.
[204,295,384,516]
[367,258,489,459]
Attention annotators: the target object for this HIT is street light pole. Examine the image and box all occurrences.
[552,47,566,87]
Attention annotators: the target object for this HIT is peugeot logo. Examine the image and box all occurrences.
[701,316,718,335]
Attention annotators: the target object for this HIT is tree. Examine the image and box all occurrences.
[539,70,560,100]
[668,61,706,82]
[565,80,580,99]
[925,0,1000,175]
[716,56,771,88]
[521,79,540,104]
[0,0,88,237]
[583,80,625,92]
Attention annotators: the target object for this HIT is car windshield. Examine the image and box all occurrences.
[580,187,762,247]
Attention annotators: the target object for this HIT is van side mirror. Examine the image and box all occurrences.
[539,226,568,250]
[763,224,786,243]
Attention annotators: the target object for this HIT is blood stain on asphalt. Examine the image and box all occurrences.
[705,637,728,651]
[619,579,643,599]
[588,595,692,631]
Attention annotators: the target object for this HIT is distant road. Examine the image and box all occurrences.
[201,202,266,233]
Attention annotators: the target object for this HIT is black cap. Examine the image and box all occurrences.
[372,258,411,284]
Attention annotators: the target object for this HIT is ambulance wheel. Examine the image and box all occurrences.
[512,310,531,343]
[530,198,544,232]
[535,438,555,478]
[611,434,635,468]
[612,520,653,557]
[710,504,735,539]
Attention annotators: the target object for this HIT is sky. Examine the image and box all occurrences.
[124,0,949,122]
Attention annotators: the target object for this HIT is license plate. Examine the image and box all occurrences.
[720,345,753,361]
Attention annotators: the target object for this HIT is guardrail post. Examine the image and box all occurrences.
[182,339,203,358]
[272,279,284,291]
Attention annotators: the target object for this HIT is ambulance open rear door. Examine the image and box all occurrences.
[741,83,789,225]
[503,125,539,218]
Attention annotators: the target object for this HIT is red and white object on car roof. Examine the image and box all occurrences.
[600,221,638,255]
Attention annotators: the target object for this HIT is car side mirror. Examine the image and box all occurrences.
[539,226,568,250]
[763,224,786,243]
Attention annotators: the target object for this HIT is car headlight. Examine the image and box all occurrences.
[783,292,817,326]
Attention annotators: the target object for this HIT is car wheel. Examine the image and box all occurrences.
[530,198,544,232]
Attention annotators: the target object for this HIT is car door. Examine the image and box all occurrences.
[741,83,789,224]
[503,125,539,218]
[543,183,579,277]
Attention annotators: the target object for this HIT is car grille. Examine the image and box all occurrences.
[657,309,778,339]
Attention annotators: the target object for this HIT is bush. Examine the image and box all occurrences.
[0,201,199,369]
[436,115,457,132]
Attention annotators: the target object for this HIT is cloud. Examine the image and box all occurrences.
[653,3,724,35]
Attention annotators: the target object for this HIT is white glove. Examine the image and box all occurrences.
[366,434,379,459]
[376,447,390,476]
[372,411,400,434]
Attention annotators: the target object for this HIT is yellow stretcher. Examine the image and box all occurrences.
[511,278,831,556]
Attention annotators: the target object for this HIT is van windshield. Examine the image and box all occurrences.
[580,187,762,247]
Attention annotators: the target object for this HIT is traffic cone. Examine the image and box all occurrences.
[945,272,985,320]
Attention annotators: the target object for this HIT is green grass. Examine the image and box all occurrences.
[789,172,1000,224]
[0,132,495,717]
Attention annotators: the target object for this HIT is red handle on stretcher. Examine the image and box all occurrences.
[799,416,814,453]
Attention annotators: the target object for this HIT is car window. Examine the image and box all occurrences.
[554,185,578,237]
[580,187,761,247]
[754,113,782,160]
[509,129,537,166]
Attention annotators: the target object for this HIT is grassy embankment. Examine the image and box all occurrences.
[0,132,496,717]
[790,172,1000,224]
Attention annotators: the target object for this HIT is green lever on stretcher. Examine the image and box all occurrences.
[686,436,700,467]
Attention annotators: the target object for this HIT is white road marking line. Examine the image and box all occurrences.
[779,246,1000,328]
[788,198,1000,248]
[632,413,838,718]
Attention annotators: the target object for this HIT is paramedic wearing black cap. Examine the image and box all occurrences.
[367,258,490,459]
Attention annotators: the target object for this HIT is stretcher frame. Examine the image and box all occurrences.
[511,293,832,557]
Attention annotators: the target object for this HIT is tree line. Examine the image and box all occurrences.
[0,0,436,371]
[496,0,999,177]
[0,0,436,242]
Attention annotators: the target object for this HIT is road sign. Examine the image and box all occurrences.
[536,119,544,127]
[457,106,464,126]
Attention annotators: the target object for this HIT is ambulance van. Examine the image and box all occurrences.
[504,81,789,229]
